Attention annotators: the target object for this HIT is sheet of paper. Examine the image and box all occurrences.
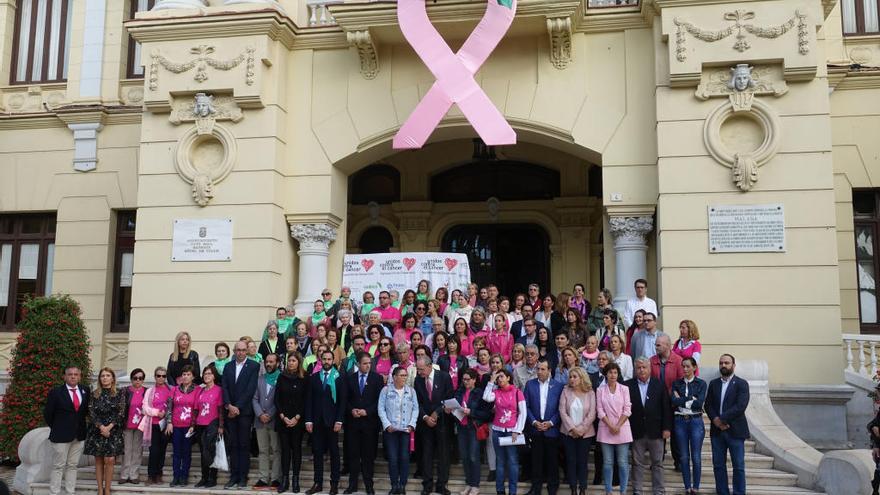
[498,434,526,446]
[442,398,461,410]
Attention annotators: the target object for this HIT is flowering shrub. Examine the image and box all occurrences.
[0,295,91,462]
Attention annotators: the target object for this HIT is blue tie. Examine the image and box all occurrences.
[359,374,366,394]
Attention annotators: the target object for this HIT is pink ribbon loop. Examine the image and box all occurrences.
[393,0,518,149]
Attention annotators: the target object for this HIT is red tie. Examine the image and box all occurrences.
[426,377,433,400]
[70,387,80,412]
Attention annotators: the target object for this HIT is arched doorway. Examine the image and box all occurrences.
[442,224,550,297]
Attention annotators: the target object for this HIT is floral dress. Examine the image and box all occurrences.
[84,388,126,456]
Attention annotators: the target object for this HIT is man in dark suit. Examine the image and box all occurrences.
[343,352,384,495]
[222,340,261,489]
[413,355,455,495]
[523,360,563,495]
[44,365,90,495]
[705,354,750,495]
[306,349,346,495]
[626,358,672,495]
[512,306,544,341]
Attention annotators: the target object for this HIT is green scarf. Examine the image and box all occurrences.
[311,311,326,327]
[304,354,317,371]
[277,318,293,334]
[320,367,340,403]
[248,353,263,363]
[214,357,231,375]
[361,303,376,316]
[264,369,280,387]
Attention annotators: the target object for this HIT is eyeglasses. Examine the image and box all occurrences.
[133,376,145,381]
[322,292,331,295]
[155,374,166,378]
[380,343,391,347]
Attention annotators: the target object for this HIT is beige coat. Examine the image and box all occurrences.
[559,387,597,438]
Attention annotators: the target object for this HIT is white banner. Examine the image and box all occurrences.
[342,252,471,303]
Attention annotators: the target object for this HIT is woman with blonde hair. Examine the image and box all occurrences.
[85,367,125,495]
[560,367,597,495]
[673,319,703,373]
[167,331,201,385]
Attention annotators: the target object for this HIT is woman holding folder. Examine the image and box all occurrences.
[482,368,526,495]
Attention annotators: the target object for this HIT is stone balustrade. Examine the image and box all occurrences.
[842,333,880,379]
[306,0,344,26]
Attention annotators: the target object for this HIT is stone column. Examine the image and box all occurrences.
[291,223,337,316]
[608,216,653,307]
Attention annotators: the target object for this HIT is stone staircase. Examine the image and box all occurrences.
[25,421,827,495]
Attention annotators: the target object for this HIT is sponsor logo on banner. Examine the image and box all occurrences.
[403,257,416,270]
[361,259,375,272]
[445,258,458,271]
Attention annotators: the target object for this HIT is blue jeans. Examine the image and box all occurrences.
[562,434,594,489]
[711,430,746,495]
[384,430,410,489]
[600,442,630,494]
[457,425,481,488]
[675,416,705,490]
[171,427,193,479]
[492,431,520,495]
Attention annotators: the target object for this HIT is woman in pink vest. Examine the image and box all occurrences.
[482,368,526,495]
[596,362,632,495]
[164,364,201,487]
[487,313,514,363]
[194,364,224,488]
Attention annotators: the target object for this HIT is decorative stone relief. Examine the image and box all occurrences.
[850,46,874,65]
[609,216,653,244]
[695,63,788,101]
[122,86,145,106]
[149,44,255,91]
[546,17,572,70]
[3,86,67,114]
[346,30,379,80]
[169,92,243,133]
[290,223,338,251]
[174,95,239,206]
[702,66,782,192]
[673,10,809,62]
[367,201,380,225]
[103,341,129,369]
[487,197,500,222]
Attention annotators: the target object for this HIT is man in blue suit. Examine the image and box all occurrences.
[523,360,563,495]
[305,349,346,495]
[705,354,750,495]
[222,340,261,489]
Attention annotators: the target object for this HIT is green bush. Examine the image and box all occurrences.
[0,295,91,462]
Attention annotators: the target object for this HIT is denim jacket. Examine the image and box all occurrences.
[378,384,419,431]
[670,376,707,415]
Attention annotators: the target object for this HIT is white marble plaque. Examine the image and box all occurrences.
[172,218,233,261]
[708,204,785,253]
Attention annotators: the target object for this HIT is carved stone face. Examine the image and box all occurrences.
[193,93,214,117]
[729,64,753,92]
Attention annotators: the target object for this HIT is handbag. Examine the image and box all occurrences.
[476,422,490,441]
[210,435,229,471]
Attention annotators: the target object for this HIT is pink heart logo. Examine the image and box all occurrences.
[444,258,458,271]
[403,258,416,270]
[361,259,375,272]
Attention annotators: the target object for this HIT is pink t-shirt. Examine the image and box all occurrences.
[171,386,201,428]
[486,330,514,363]
[151,385,173,425]
[457,333,476,357]
[393,328,417,347]
[492,386,524,429]
[375,357,393,377]
[379,305,402,324]
[196,385,223,426]
[125,386,146,430]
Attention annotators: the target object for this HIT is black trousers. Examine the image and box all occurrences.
[347,424,379,488]
[279,425,305,480]
[226,414,254,483]
[530,434,560,493]
[312,423,341,485]
[197,420,220,479]
[417,423,450,490]
[147,423,169,477]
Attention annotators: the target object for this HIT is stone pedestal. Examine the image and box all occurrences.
[291,223,337,317]
[608,215,653,307]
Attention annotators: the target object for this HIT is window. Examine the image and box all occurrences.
[0,214,56,330]
[842,0,880,35]
[431,161,560,203]
[855,191,880,333]
[348,164,401,205]
[10,0,73,84]
[126,0,156,78]
[111,211,136,332]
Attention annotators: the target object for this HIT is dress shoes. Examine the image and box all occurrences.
[225,479,240,489]
[330,481,340,495]
[306,483,324,495]
[256,480,270,488]
[344,486,358,494]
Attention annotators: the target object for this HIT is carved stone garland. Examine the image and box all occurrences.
[673,10,809,62]
[149,44,255,91]
[547,17,572,70]
[347,30,379,80]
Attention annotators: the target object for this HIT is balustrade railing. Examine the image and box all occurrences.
[306,0,344,26]
[843,333,880,378]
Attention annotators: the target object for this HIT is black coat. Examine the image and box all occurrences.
[258,336,288,362]
[274,372,308,432]
[44,384,90,443]
[705,375,751,439]
[306,369,346,427]
[437,354,469,387]
[625,377,672,440]
[511,320,545,340]
[414,370,455,428]
[343,370,384,431]
[167,351,202,385]
[454,386,493,427]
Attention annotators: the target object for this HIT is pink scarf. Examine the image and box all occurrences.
[138,386,164,447]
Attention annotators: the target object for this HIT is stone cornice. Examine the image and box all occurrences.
[576,7,654,34]
[835,70,880,90]
[285,213,343,229]
[0,106,142,130]
[128,10,299,49]
[605,204,656,217]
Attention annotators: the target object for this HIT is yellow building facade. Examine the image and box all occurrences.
[0,0,878,393]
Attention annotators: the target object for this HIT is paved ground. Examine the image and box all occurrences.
[1,464,16,493]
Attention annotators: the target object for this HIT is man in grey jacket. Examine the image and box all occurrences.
[253,353,282,488]
[629,312,665,360]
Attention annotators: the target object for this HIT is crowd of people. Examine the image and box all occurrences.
[42,279,751,495]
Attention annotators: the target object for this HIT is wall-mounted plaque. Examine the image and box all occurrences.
[172,218,233,261]
[708,204,784,253]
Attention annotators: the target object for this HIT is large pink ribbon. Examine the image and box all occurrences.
[393,0,517,149]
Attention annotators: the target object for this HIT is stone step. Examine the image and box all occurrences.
[27,479,827,495]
